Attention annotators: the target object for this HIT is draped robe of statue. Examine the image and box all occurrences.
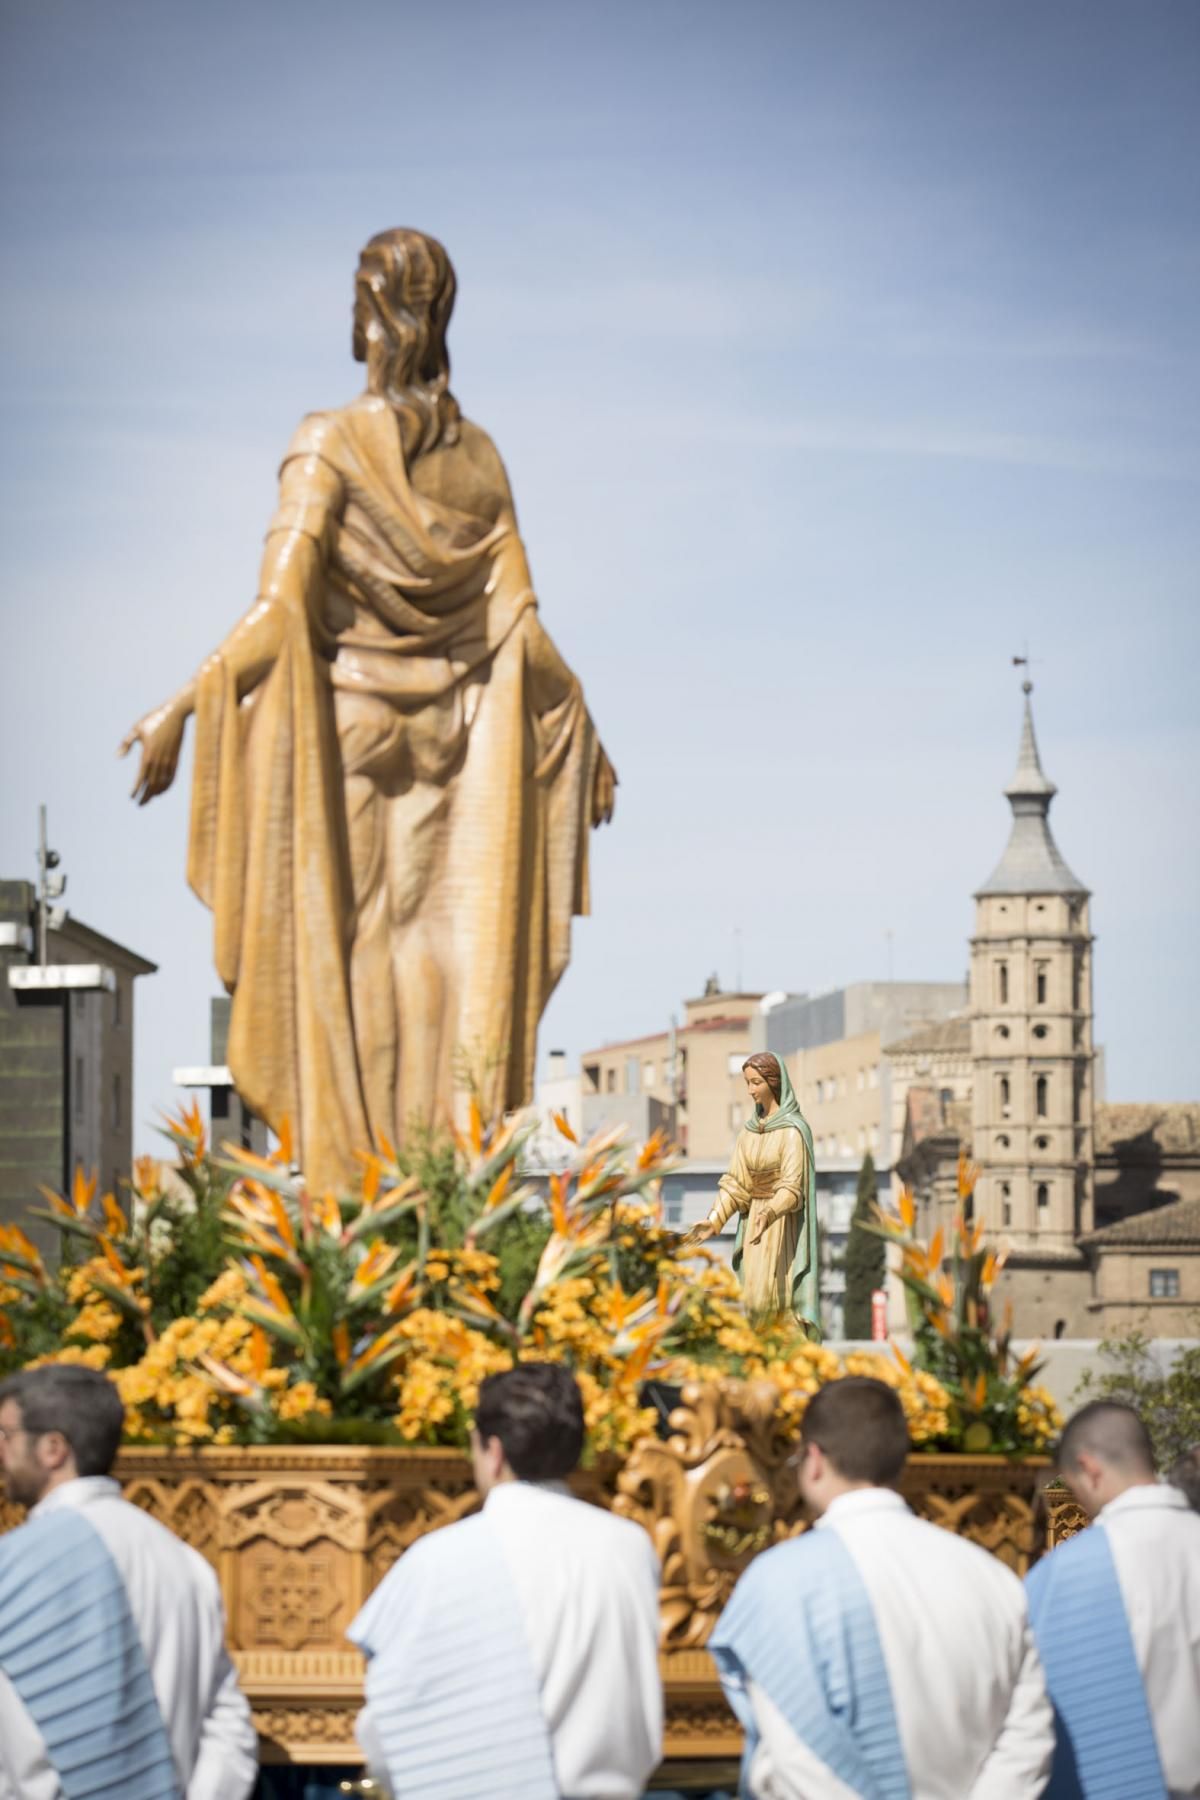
[705,1061,821,1334]
[186,396,602,1192]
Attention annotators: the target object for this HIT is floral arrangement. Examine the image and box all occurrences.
[0,1108,1057,1459]
[862,1156,1062,1454]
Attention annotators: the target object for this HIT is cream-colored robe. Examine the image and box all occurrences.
[708,1125,810,1322]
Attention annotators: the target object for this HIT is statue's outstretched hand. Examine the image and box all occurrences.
[119,700,187,805]
[682,1219,717,1248]
[592,746,617,826]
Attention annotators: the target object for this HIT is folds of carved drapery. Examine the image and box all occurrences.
[187,406,601,1192]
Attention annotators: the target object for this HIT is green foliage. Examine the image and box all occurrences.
[1073,1326,1200,1468]
[842,1154,884,1339]
[0,1283,74,1380]
[143,1162,232,1333]
[491,1206,553,1318]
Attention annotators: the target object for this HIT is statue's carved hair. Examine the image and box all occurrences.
[355,228,462,455]
[742,1052,782,1103]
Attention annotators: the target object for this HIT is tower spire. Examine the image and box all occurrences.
[976,681,1087,897]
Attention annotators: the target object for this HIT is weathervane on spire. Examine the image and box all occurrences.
[1012,646,1038,696]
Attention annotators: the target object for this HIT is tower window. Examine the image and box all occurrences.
[1033,1024,1048,1040]
[1036,1183,1050,1212]
[999,1075,1011,1117]
[1034,1135,1049,1151]
[997,962,1009,1005]
[1035,963,1048,1005]
[995,1024,1010,1040]
[1035,1076,1049,1119]
[1149,1269,1180,1299]
[1001,1182,1012,1227]
[996,1134,1010,1150]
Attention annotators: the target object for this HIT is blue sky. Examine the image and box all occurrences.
[1,0,1197,1151]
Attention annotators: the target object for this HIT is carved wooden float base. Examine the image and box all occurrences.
[1,1381,1085,1767]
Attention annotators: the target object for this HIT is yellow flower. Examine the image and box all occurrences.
[197,1266,249,1313]
[277,1381,331,1422]
[66,1302,123,1343]
[27,1343,112,1371]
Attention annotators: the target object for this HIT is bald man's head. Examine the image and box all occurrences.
[1055,1401,1157,1515]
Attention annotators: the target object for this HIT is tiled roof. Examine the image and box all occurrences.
[1084,1194,1200,1248]
[886,1017,971,1057]
[1095,1102,1200,1158]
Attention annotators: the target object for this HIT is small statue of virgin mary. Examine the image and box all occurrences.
[688,1052,821,1336]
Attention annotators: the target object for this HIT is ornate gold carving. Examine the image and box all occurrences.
[1042,1486,1089,1547]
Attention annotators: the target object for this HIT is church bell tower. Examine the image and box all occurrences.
[970,683,1094,1253]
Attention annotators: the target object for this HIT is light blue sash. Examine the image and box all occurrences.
[710,1527,909,1800]
[1025,1525,1167,1800]
[0,1506,179,1799]
[349,1510,557,1798]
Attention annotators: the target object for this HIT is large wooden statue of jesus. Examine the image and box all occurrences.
[121,229,615,1191]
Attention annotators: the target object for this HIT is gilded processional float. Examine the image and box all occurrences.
[0,230,1078,1777]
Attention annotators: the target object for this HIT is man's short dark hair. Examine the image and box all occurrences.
[800,1376,910,1486]
[0,1365,124,1477]
[474,1362,584,1481]
[1056,1400,1155,1476]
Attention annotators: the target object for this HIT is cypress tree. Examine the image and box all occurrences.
[842,1152,885,1339]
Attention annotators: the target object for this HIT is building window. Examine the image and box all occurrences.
[1035,963,1048,1005]
[1149,1269,1180,1299]
[996,1133,1010,1150]
[605,1068,616,1094]
[1033,1024,1048,1040]
[997,961,1008,1005]
[995,1024,1010,1040]
[999,1075,1011,1118]
[74,1056,84,1121]
[111,1073,121,1129]
[1001,1182,1012,1227]
[1036,1183,1050,1212]
[1035,1075,1049,1118]
[1034,1135,1049,1152]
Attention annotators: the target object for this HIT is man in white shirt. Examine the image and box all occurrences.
[349,1361,662,1799]
[710,1376,1054,1799]
[0,1365,257,1800]
[1026,1400,1200,1799]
